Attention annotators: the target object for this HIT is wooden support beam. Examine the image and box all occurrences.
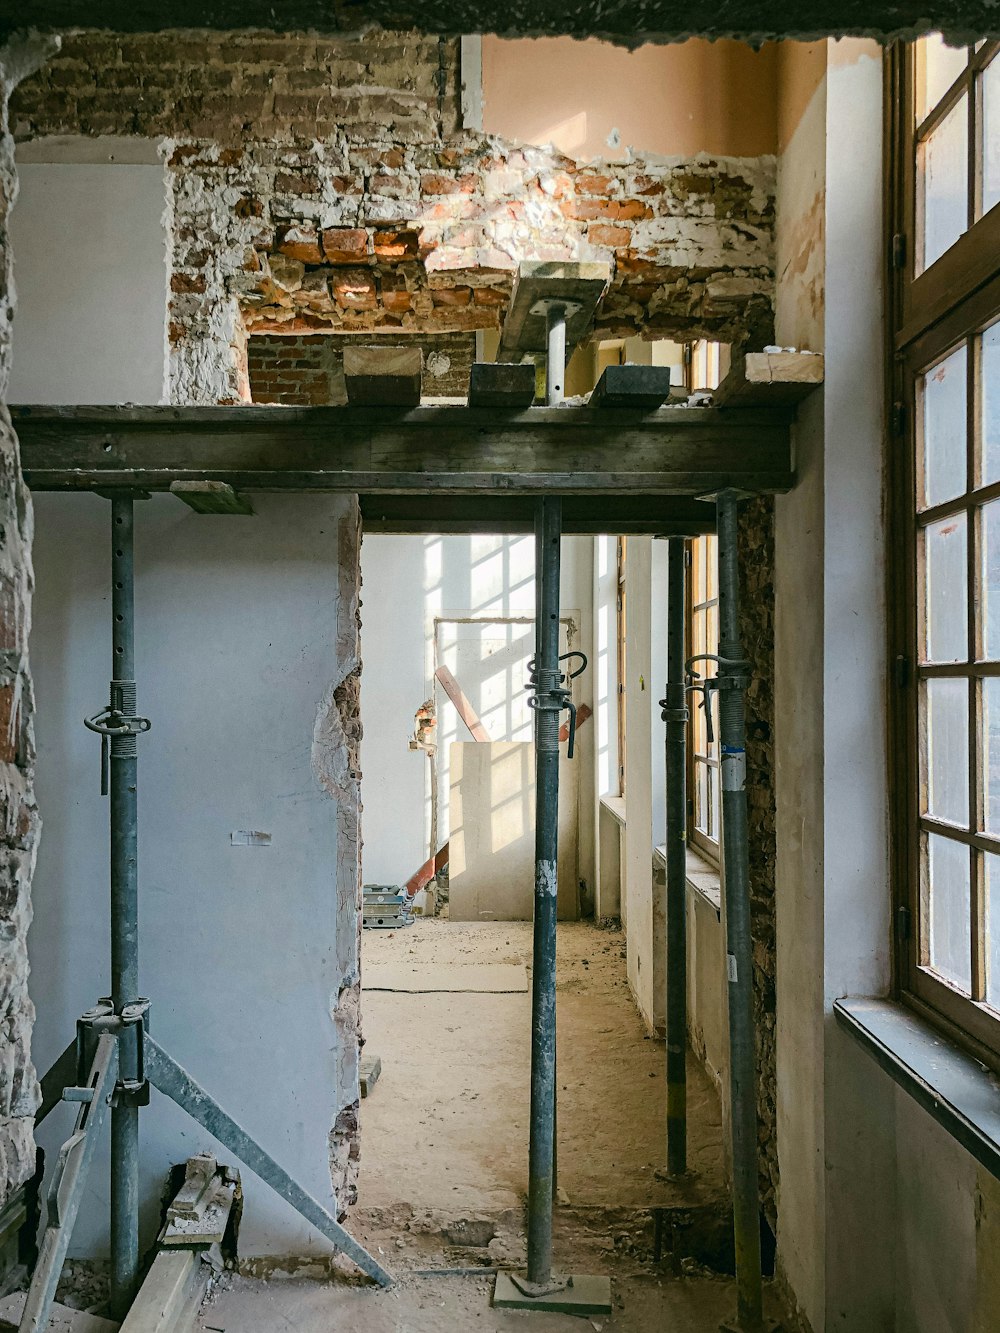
[13,405,794,497]
[343,345,422,406]
[712,348,824,408]
[434,665,491,742]
[498,261,611,361]
[359,495,718,535]
[169,479,254,514]
[589,364,678,410]
[468,361,536,409]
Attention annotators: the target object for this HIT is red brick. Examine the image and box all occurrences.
[333,270,377,310]
[170,272,206,294]
[473,286,507,306]
[617,199,654,221]
[322,228,370,263]
[588,223,632,248]
[373,229,420,261]
[277,225,324,265]
[576,173,614,195]
[431,286,472,306]
[420,173,460,196]
[382,290,412,313]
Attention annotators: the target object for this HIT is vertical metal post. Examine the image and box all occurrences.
[109,496,140,1318]
[664,537,688,1176]
[716,489,763,1331]
[545,305,566,408]
[526,494,562,1287]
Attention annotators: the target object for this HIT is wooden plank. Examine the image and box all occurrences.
[434,665,491,742]
[118,1249,206,1333]
[468,361,536,409]
[360,495,717,534]
[343,344,422,406]
[712,348,824,408]
[169,479,254,514]
[13,405,794,497]
[498,261,611,360]
[589,364,677,410]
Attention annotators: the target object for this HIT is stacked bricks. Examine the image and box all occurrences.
[10,31,461,144]
[248,331,475,404]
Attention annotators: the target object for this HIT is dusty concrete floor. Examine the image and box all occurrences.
[357,919,726,1215]
[193,920,790,1331]
[195,1269,788,1331]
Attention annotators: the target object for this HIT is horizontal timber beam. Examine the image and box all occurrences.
[12,404,793,497]
[360,494,717,534]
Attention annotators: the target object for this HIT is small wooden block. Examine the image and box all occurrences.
[713,348,824,408]
[589,364,676,410]
[360,1053,382,1098]
[170,480,254,514]
[344,345,423,406]
[468,361,536,409]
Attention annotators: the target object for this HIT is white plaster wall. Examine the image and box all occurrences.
[8,155,168,405]
[29,492,359,1257]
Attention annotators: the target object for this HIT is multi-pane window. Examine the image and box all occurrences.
[915,38,1000,274]
[688,535,720,859]
[890,34,1000,1057]
[914,329,1000,1008]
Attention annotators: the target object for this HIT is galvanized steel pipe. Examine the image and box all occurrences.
[664,537,688,1176]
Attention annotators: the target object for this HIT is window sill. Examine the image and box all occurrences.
[834,996,1000,1181]
[652,844,722,917]
[600,795,626,827]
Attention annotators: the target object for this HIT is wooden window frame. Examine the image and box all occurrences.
[888,37,1000,1067]
[686,535,721,864]
[616,535,627,798]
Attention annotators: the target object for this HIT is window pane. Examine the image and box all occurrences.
[695,761,708,833]
[983,500,1000,659]
[709,765,719,840]
[927,832,972,991]
[983,55,1000,216]
[920,345,967,507]
[986,851,1000,1009]
[984,678,1000,835]
[706,534,717,600]
[924,677,970,824]
[917,34,968,122]
[984,323,1000,486]
[919,93,969,271]
[923,512,968,662]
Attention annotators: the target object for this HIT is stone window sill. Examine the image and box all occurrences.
[652,843,722,917]
[835,996,1000,1180]
[600,794,626,827]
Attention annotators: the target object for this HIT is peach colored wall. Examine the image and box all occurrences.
[482,36,778,161]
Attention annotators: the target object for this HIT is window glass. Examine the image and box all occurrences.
[921,344,967,507]
[919,94,969,270]
[924,676,970,824]
[982,55,1000,216]
[983,678,1000,834]
[927,832,973,991]
[917,34,968,122]
[982,499,1000,659]
[923,513,968,662]
[983,322,1000,485]
[986,851,1000,1007]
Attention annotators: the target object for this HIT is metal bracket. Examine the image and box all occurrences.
[528,298,582,319]
[684,653,752,744]
[85,690,151,795]
[76,997,151,1107]
[526,650,589,757]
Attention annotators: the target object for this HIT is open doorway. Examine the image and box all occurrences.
[355,529,729,1277]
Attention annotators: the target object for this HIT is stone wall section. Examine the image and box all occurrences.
[738,495,777,1231]
[0,33,58,1211]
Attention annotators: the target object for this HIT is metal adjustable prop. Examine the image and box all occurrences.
[526,649,588,758]
[684,652,752,747]
[84,686,151,797]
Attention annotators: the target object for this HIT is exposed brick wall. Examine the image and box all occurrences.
[738,495,777,1231]
[11,31,460,144]
[0,33,57,1210]
[167,135,773,402]
[248,331,475,404]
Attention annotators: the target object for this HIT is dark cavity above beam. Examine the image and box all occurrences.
[2,5,991,45]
